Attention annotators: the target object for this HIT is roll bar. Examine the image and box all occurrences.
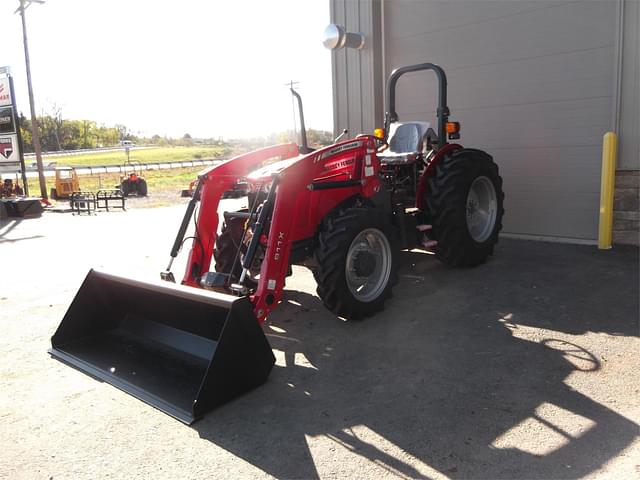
[384,63,449,146]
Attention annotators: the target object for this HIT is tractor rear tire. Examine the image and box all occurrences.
[423,148,504,267]
[313,206,398,320]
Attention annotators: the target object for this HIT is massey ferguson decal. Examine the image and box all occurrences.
[0,136,14,160]
[323,157,355,171]
[320,140,362,160]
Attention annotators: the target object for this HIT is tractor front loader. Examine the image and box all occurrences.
[50,63,504,424]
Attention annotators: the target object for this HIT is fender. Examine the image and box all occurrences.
[415,143,463,211]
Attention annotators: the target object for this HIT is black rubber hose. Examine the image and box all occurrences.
[242,175,279,270]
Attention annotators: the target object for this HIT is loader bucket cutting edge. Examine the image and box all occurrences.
[49,269,275,424]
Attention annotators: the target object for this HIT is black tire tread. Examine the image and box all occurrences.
[312,206,398,320]
[424,148,504,267]
[138,178,148,197]
[120,179,130,197]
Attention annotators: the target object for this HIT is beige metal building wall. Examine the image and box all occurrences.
[330,0,384,136]
[330,0,639,242]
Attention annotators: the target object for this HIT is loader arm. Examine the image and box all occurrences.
[250,136,381,320]
[182,143,299,286]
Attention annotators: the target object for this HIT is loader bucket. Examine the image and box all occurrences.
[49,269,275,424]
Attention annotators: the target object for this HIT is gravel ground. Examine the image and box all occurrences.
[1,202,638,479]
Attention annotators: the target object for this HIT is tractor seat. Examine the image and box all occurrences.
[379,121,430,165]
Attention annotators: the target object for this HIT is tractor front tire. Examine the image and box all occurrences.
[424,148,504,267]
[120,179,130,197]
[138,178,148,197]
[313,206,398,320]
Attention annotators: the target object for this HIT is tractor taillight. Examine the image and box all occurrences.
[446,122,460,134]
[446,122,461,140]
[373,128,385,139]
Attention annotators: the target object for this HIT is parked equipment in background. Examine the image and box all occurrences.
[50,63,504,424]
[96,189,126,211]
[49,189,125,214]
[180,178,197,198]
[50,167,80,200]
[181,177,247,199]
[1,177,24,198]
[1,173,41,218]
[70,191,96,215]
[118,161,148,197]
[1,196,43,218]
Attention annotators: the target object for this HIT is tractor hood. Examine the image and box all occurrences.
[246,154,306,182]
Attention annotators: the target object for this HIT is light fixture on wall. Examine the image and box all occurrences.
[322,24,365,50]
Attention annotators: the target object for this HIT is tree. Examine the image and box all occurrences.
[115,124,129,141]
[182,133,194,146]
[50,102,64,151]
[19,112,32,153]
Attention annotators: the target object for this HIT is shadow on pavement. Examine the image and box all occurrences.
[0,218,22,237]
[0,235,44,244]
[0,219,44,243]
[195,239,639,478]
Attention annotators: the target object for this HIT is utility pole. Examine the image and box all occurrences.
[16,0,47,200]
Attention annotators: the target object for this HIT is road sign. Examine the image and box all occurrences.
[0,69,27,195]
[0,77,11,107]
[0,106,17,134]
[0,135,20,163]
[0,90,20,164]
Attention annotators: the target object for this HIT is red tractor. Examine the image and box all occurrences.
[50,63,504,424]
[119,161,148,197]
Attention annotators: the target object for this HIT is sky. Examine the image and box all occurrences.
[0,0,333,139]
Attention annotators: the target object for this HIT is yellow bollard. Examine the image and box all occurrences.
[598,132,617,249]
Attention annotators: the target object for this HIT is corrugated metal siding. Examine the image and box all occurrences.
[330,0,383,137]
[382,0,618,240]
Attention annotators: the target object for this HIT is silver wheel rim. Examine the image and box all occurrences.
[466,176,498,243]
[345,228,392,302]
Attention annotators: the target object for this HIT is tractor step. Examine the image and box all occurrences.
[422,239,438,249]
[416,224,437,250]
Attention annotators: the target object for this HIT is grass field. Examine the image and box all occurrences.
[23,146,233,204]
[27,166,205,204]
[44,145,229,167]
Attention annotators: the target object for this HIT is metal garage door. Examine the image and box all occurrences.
[381,0,617,240]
